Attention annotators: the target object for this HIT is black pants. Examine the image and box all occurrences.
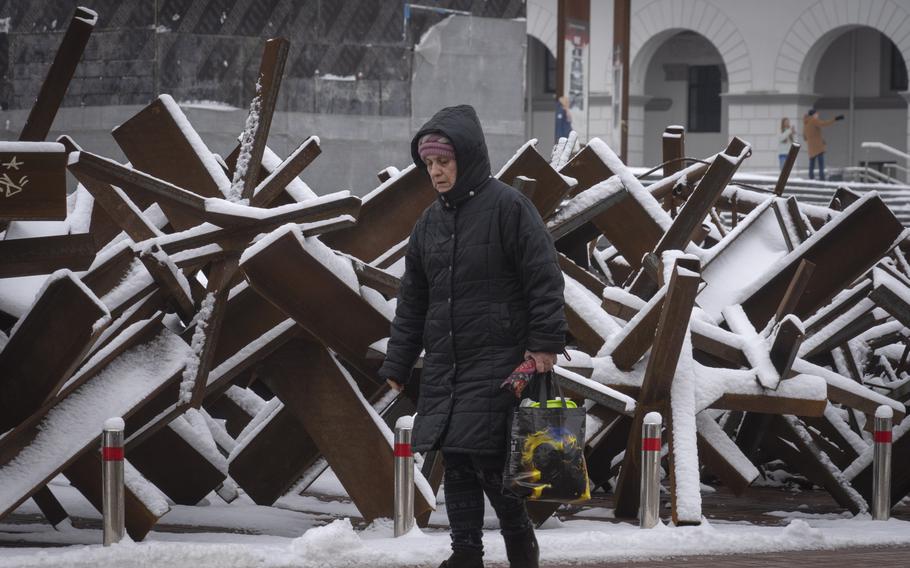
[442,451,531,553]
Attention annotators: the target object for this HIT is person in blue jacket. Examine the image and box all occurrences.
[555,95,572,142]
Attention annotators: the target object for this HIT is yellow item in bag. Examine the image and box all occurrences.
[527,397,577,409]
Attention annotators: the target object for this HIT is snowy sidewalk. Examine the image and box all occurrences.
[579,545,910,567]
[2,479,910,567]
[2,515,910,567]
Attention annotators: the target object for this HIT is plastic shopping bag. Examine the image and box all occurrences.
[503,372,591,503]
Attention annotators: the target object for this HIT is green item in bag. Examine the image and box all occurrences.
[527,398,577,409]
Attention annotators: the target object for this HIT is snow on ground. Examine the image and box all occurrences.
[3,475,910,567]
[2,512,910,567]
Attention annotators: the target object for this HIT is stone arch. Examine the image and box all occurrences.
[629,0,751,95]
[774,0,910,93]
[526,0,557,58]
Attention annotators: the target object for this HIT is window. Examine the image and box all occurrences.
[687,65,721,132]
[890,43,908,92]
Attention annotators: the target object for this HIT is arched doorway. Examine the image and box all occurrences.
[802,25,908,178]
[636,30,728,167]
[525,34,559,146]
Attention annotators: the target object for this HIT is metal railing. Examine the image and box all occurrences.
[841,166,903,185]
[861,141,910,183]
[861,141,910,162]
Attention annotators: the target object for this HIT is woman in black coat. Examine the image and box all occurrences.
[380,105,567,568]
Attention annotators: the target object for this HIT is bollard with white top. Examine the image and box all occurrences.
[873,405,893,520]
[393,415,415,537]
[640,411,662,529]
[102,417,125,545]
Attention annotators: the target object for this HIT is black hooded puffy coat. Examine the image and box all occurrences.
[378,105,567,455]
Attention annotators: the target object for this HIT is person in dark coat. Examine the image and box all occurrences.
[379,105,567,568]
[555,95,573,142]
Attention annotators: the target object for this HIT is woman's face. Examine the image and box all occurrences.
[783,118,790,130]
[424,155,457,193]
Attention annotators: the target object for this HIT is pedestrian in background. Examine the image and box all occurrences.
[380,104,567,568]
[555,95,573,142]
[803,108,844,181]
[778,117,796,170]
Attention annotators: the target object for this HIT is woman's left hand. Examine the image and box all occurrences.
[524,351,557,373]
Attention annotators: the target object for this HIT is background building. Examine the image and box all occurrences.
[527,0,910,175]
[2,1,909,187]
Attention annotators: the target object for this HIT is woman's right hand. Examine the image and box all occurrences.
[386,378,403,392]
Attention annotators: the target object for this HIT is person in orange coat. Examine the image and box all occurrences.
[803,108,844,181]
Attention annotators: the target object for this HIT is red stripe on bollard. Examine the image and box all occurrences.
[874,431,892,444]
[102,447,124,461]
[394,443,412,458]
[642,437,661,452]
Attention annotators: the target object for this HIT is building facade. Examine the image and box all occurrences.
[527,0,910,174]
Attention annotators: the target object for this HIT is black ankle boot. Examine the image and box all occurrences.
[438,549,484,568]
[503,529,539,568]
